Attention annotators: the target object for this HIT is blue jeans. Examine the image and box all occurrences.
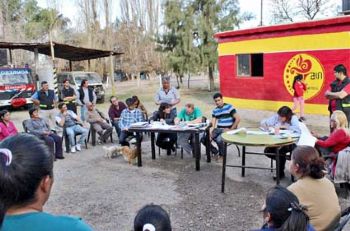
[80,105,87,122]
[66,125,88,146]
[112,120,121,138]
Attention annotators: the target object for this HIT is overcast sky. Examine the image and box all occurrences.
[37,0,342,29]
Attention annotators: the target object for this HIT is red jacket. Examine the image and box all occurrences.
[293,81,307,97]
[316,128,350,154]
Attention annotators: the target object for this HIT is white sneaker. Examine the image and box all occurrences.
[76,144,81,151]
[71,146,76,153]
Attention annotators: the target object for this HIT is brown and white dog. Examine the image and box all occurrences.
[103,145,138,165]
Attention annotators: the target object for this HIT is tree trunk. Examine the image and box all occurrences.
[208,64,214,92]
[187,73,191,89]
[176,74,180,89]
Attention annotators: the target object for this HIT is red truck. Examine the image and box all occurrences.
[0,68,36,108]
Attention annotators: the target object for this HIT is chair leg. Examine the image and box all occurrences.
[270,158,274,172]
[181,147,183,159]
[158,146,161,156]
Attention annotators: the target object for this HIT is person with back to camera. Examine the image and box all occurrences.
[260,106,301,180]
[292,74,307,121]
[0,133,93,231]
[256,185,315,231]
[0,110,18,141]
[288,145,341,231]
[134,204,172,231]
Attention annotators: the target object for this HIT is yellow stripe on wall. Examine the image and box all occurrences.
[223,97,329,115]
[218,32,350,55]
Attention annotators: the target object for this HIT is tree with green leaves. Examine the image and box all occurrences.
[161,0,251,91]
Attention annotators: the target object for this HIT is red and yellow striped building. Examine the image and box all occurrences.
[214,16,350,115]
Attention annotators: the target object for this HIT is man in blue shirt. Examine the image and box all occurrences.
[210,93,240,161]
[119,97,144,146]
[31,81,58,129]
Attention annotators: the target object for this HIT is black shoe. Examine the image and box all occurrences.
[211,146,219,155]
[56,156,65,160]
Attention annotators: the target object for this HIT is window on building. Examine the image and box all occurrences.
[237,53,264,77]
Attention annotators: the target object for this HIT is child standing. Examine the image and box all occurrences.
[292,74,307,121]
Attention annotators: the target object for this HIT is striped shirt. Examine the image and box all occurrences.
[212,103,237,128]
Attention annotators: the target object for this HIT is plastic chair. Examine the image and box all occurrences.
[334,206,350,231]
[62,125,88,153]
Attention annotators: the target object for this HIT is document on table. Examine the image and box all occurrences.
[227,127,247,135]
[130,122,148,128]
[297,122,317,147]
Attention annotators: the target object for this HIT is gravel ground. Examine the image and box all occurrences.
[8,77,350,231]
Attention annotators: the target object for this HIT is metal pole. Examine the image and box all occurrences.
[34,48,38,75]
[260,0,263,26]
[69,60,72,71]
[110,53,115,95]
[9,49,12,65]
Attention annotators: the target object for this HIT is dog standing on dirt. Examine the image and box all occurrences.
[103,145,138,165]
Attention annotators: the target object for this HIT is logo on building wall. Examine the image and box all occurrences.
[284,53,325,100]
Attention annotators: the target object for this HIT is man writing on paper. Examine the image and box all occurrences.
[175,103,203,155]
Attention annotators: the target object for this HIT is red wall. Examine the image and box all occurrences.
[219,49,350,104]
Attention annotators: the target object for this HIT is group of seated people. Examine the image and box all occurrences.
[0,134,344,231]
[0,133,172,231]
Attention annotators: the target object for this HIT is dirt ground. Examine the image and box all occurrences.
[9,76,350,231]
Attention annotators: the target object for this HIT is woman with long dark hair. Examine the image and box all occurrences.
[151,103,177,155]
[260,106,301,179]
[257,186,314,231]
[134,204,172,231]
[0,110,17,141]
[0,134,92,231]
[288,145,341,230]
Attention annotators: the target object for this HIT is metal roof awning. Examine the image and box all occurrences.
[0,41,123,61]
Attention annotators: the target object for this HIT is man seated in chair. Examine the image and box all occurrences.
[208,93,240,161]
[56,102,89,153]
[26,108,64,159]
[108,96,127,139]
[86,102,113,143]
[175,103,203,155]
[119,97,144,146]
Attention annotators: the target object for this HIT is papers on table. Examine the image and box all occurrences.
[247,130,269,135]
[226,127,247,135]
[129,122,148,128]
[297,122,317,147]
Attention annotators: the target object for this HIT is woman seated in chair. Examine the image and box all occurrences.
[312,110,350,174]
[151,103,177,155]
[0,134,92,231]
[133,95,148,120]
[260,106,301,179]
[257,185,314,231]
[0,110,18,141]
[288,145,340,231]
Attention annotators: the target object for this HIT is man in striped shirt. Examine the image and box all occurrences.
[211,93,240,160]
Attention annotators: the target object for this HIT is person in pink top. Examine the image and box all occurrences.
[292,74,307,121]
[0,110,18,141]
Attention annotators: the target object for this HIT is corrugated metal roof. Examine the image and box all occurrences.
[0,41,123,61]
